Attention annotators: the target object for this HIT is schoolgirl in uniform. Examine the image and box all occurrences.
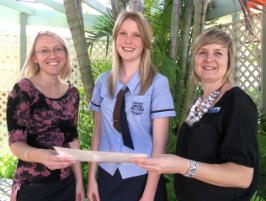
[87,11,176,201]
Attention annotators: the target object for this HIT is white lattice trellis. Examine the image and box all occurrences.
[221,14,262,96]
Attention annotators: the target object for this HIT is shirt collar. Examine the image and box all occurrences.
[115,72,140,96]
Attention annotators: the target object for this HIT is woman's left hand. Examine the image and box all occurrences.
[41,149,76,170]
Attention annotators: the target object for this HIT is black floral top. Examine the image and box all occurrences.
[6,78,79,195]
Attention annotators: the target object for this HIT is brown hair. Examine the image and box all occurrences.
[22,30,71,80]
[108,11,157,96]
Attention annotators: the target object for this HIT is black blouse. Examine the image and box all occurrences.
[174,87,259,201]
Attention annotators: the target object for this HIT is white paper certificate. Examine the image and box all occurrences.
[54,146,148,163]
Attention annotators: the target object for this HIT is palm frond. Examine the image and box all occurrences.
[85,9,114,57]
[256,112,266,200]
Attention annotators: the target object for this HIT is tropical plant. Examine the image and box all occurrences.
[91,60,112,80]
[0,148,17,179]
[255,113,266,200]
[77,86,93,187]
[86,9,114,58]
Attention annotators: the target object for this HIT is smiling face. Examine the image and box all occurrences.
[195,43,229,85]
[115,18,144,65]
[33,35,66,77]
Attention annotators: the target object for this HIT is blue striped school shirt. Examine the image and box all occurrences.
[89,71,176,179]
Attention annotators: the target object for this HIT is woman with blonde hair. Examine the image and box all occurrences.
[6,31,84,201]
[133,28,259,201]
[87,11,175,201]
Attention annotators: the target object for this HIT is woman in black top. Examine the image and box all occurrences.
[133,28,259,201]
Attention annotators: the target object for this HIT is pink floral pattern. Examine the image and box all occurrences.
[6,78,79,194]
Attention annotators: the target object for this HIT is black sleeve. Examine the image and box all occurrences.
[220,89,258,167]
[6,82,31,144]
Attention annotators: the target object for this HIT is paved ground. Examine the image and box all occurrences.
[0,178,12,201]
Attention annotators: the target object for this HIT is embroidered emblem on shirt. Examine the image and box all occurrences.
[130,102,144,115]
[208,107,221,113]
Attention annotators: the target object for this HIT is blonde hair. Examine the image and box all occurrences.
[22,30,71,80]
[191,27,236,85]
[108,11,157,96]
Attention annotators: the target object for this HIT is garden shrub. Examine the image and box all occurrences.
[0,149,17,179]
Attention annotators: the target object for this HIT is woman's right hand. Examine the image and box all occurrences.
[40,149,76,170]
[87,177,100,201]
[132,154,188,174]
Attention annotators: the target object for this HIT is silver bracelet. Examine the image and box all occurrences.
[184,160,198,178]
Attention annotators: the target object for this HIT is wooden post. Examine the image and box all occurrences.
[20,12,28,70]
[232,12,240,85]
[262,8,266,115]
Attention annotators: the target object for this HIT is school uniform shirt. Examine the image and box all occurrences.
[89,71,176,179]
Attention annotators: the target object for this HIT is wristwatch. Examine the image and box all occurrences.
[184,160,198,178]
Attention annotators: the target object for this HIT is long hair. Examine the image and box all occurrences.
[191,27,236,85]
[21,30,71,80]
[108,11,157,96]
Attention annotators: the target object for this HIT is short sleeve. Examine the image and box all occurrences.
[220,90,258,167]
[151,75,176,119]
[89,73,106,112]
[6,82,31,145]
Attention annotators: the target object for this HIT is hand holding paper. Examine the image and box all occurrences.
[54,146,148,163]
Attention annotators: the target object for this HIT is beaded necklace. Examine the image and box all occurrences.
[185,85,223,126]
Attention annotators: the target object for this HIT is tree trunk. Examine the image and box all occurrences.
[118,0,127,13]
[111,0,119,19]
[181,0,209,121]
[63,0,94,102]
[191,0,209,40]
[175,0,194,124]
[128,0,144,12]
[169,0,180,59]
